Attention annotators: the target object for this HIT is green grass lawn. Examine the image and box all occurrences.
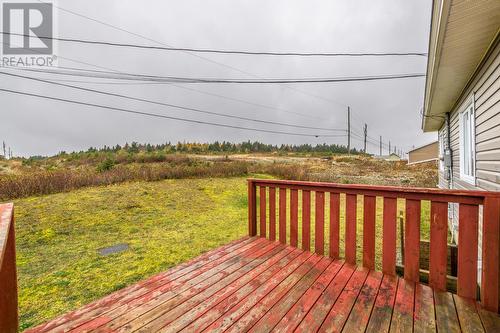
[14,176,432,330]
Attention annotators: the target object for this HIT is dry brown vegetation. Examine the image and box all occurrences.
[0,154,438,201]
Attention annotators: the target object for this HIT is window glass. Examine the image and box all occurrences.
[460,103,475,182]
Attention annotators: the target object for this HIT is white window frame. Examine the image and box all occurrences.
[459,99,476,185]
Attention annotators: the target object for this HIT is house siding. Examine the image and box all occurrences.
[438,37,500,276]
[441,38,500,193]
[408,142,438,164]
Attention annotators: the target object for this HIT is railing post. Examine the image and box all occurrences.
[248,180,257,237]
[481,196,500,313]
[0,203,18,333]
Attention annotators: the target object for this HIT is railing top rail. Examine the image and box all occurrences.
[0,203,14,269]
[248,179,500,204]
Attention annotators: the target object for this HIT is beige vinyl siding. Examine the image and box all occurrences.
[408,142,438,164]
[437,38,499,254]
[441,38,500,192]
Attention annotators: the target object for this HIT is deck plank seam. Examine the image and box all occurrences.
[189,248,310,333]
[153,244,294,332]
[232,254,323,332]
[385,275,401,333]
[278,260,346,333]
[138,242,287,332]
[200,251,314,332]
[247,256,334,332]
[290,261,346,333]
[327,267,371,333]
[344,269,380,332]
[102,239,281,332]
[302,263,357,333]
[362,271,384,333]
[431,284,437,333]
[224,253,319,332]
[166,246,303,332]
[64,237,268,333]
[451,292,463,333]
[351,271,384,333]
[477,304,489,332]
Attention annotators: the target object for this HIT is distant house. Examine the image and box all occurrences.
[422,0,500,245]
[407,141,438,165]
[375,153,401,161]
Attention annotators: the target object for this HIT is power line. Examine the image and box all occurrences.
[32,1,368,113]
[9,66,426,84]
[2,1,412,149]
[35,0,423,146]
[0,44,329,121]
[0,32,428,57]
[0,70,346,132]
[0,87,348,138]
[6,74,331,120]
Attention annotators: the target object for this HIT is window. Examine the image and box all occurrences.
[459,102,475,184]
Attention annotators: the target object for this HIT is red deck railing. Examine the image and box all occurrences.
[0,203,18,333]
[248,179,500,313]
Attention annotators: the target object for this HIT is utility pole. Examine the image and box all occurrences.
[389,141,391,154]
[363,123,367,153]
[2,141,5,158]
[379,136,382,156]
[347,106,351,154]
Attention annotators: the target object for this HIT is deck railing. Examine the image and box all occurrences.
[248,179,500,313]
[0,203,17,333]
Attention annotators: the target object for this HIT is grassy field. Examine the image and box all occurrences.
[14,175,434,330]
[0,152,438,201]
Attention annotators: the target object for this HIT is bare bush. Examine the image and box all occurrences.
[0,161,249,201]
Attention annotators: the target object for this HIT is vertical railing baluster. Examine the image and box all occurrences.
[481,196,500,312]
[345,194,357,265]
[457,203,478,298]
[249,179,496,313]
[290,189,299,247]
[382,197,397,275]
[248,180,257,236]
[330,192,340,259]
[302,190,311,251]
[279,188,287,244]
[429,201,448,291]
[405,199,421,282]
[268,187,276,241]
[315,191,325,255]
[363,195,376,270]
[259,186,267,238]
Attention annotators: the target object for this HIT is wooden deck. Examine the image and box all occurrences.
[26,237,500,333]
[1,180,498,332]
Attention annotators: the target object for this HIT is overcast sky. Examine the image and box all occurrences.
[1,0,437,157]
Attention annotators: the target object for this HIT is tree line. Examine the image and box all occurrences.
[63,141,359,156]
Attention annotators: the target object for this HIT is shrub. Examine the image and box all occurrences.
[96,158,115,172]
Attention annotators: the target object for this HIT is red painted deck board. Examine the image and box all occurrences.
[318,266,370,332]
[26,237,500,333]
